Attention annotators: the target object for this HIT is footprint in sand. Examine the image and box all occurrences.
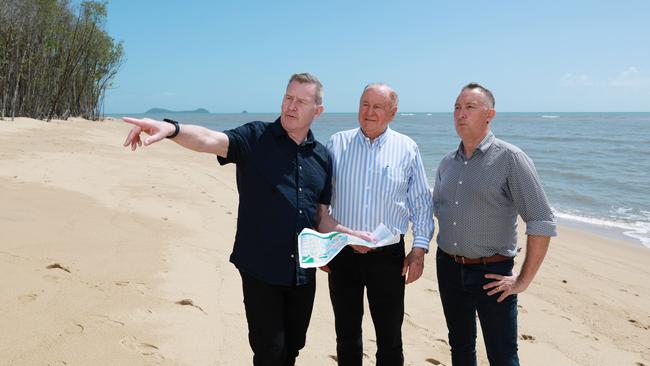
[47,361,68,366]
[517,305,528,314]
[425,358,442,365]
[175,299,206,314]
[570,330,599,341]
[19,293,39,304]
[520,334,535,342]
[119,336,165,361]
[46,263,71,273]
[115,281,148,295]
[90,314,125,327]
[64,323,84,335]
[628,319,649,330]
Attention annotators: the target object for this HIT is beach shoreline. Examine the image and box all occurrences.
[1,117,648,365]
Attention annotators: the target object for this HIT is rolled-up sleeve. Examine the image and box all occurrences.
[507,151,557,237]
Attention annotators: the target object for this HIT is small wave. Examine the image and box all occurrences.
[541,115,560,118]
[554,211,650,248]
[426,113,433,116]
[400,113,416,116]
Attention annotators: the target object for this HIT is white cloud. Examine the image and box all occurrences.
[609,66,649,88]
[560,73,594,87]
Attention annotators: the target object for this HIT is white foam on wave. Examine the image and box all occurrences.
[554,211,650,248]
[400,113,416,116]
[541,115,560,118]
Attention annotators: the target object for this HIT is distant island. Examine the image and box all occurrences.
[145,108,210,114]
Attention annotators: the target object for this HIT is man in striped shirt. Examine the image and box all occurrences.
[433,83,556,365]
[319,83,435,365]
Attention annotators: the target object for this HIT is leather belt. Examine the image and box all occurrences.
[444,250,512,265]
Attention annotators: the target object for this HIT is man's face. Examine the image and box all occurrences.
[280,81,323,135]
[358,87,396,140]
[454,88,495,142]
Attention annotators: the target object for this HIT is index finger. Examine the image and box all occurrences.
[484,273,503,280]
[122,117,147,127]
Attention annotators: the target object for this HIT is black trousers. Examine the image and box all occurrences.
[240,271,316,366]
[328,240,406,366]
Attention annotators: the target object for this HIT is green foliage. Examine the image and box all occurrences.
[0,0,123,120]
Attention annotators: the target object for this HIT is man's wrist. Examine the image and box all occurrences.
[412,246,427,254]
[412,236,431,253]
[162,118,180,139]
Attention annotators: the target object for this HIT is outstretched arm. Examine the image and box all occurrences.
[122,117,229,157]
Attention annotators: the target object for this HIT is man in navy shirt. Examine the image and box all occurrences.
[122,73,367,366]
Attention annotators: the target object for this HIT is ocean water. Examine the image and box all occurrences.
[114,112,650,247]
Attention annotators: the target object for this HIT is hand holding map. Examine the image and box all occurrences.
[298,223,400,268]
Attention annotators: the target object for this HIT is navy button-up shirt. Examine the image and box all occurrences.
[218,118,332,286]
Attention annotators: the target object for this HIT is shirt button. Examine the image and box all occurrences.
[299,210,303,214]
[299,187,302,192]
[453,242,458,246]
[453,221,457,226]
[464,161,468,165]
[455,201,459,205]
[290,254,295,258]
[458,181,463,184]
[299,165,302,170]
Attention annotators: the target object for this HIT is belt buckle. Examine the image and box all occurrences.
[454,255,466,264]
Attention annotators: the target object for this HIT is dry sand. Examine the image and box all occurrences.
[1,117,648,365]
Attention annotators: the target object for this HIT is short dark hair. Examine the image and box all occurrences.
[288,73,323,105]
[462,82,495,108]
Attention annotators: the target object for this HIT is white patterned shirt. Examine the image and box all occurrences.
[327,127,435,250]
[433,131,557,258]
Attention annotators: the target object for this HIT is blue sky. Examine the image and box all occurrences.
[100,0,650,113]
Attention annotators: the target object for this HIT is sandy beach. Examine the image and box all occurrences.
[1,117,648,366]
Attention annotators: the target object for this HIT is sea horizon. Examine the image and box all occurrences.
[107,111,650,249]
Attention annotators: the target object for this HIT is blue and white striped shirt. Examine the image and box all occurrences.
[327,127,435,250]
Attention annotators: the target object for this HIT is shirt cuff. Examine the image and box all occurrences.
[216,130,235,165]
[412,236,431,252]
[525,220,557,237]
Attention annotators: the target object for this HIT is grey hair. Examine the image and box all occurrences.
[288,73,323,105]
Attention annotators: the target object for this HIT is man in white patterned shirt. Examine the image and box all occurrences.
[318,83,434,366]
[433,83,556,366]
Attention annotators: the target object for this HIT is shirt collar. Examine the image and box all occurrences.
[272,117,315,146]
[355,126,392,148]
[455,131,495,159]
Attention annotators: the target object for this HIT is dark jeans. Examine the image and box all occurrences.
[240,270,316,366]
[328,241,406,366]
[436,248,519,366]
